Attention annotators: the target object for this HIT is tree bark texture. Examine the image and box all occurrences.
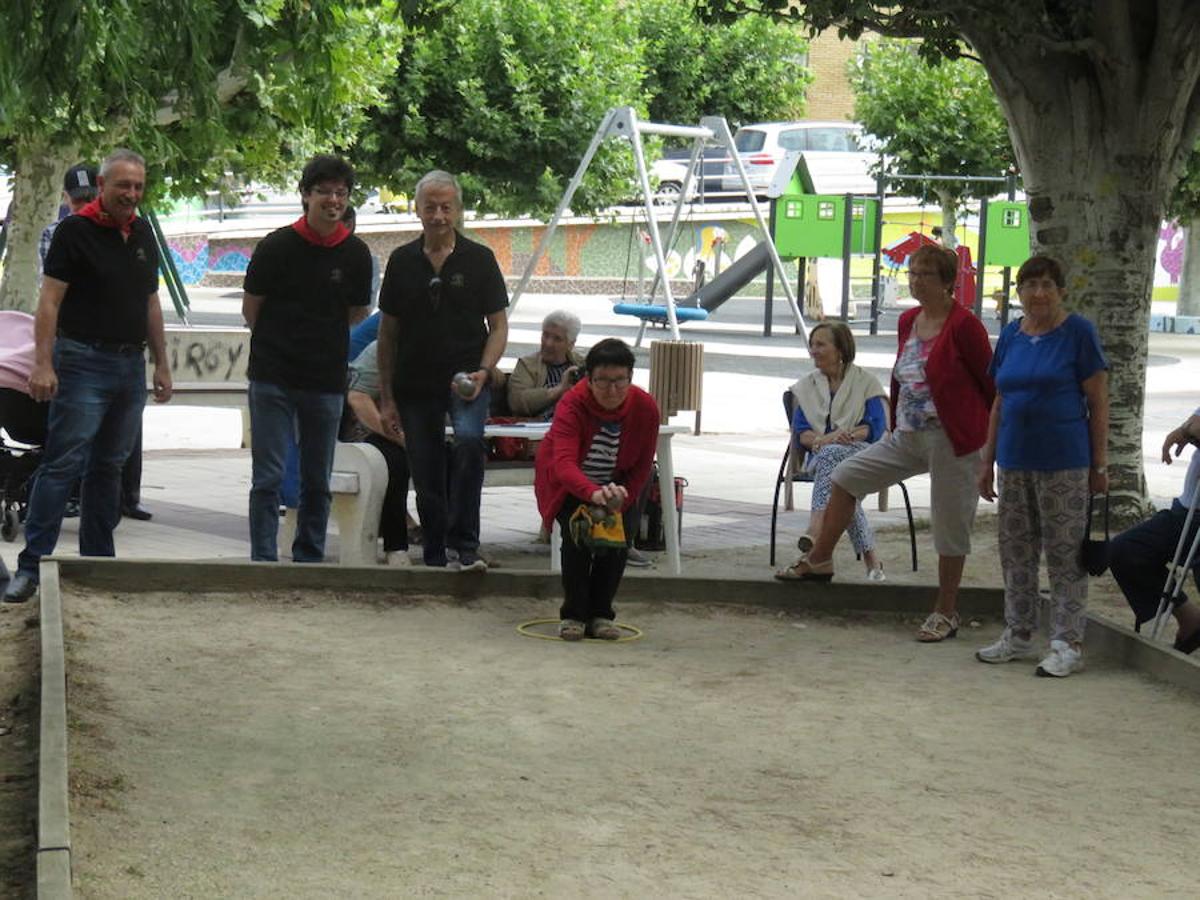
[1178,219,1200,317]
[962,3,1200,520]
[935,187,958,249]
[0,136,78,313]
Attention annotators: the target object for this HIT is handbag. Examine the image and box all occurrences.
[1080,493,1110,576]
[568,503,627,553]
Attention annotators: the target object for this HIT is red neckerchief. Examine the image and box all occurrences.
[78,198,136,237]
[292,215,350,247]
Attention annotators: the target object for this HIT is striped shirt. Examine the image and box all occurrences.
[544,361,570,388]
[581,421,621,484]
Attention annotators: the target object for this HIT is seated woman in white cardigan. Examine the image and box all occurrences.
[777,322,888,581]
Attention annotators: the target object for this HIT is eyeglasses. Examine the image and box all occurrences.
[312,187,349,200]
[428,276,442,309]
[591,375,630,389]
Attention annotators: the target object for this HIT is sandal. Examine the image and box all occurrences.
[916,611,960,642]
[559,619,586,641]
[587,618,622,641]
[774,557,834,582]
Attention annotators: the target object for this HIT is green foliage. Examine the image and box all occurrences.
[352,0,645,216]
[849,38,1013,205]
[0,1,402,202]
[1167,144,1200,223]
[639,0,811,127]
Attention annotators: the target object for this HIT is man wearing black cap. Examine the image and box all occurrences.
[3,149,172,604]
[38,164,99,276]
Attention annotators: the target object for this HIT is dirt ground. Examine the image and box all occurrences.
[58,586,1200,899]
[0,600,38,899]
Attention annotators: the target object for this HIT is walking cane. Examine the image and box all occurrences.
[1150,481,1200,640]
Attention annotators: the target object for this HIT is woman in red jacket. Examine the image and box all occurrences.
[536,339,660,641]
[778,245,995,642]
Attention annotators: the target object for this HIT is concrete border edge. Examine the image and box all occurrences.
[37,561,72,900]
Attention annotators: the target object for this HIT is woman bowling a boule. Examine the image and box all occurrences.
[534,338,659,641]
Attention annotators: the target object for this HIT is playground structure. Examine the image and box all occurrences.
[508,106,809,345]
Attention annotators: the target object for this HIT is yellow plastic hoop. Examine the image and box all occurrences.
[517,618,644,643]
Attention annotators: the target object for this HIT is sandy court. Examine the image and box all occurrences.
[64,588,1198,899]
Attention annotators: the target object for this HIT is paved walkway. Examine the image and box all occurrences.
[4,296,1200,579]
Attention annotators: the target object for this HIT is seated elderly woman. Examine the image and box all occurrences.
[507,310,587,420]
[345,340,419,567]
[535,338,659,641]
[778,322,888,581]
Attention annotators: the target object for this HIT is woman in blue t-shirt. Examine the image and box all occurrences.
[976,255,1109,678]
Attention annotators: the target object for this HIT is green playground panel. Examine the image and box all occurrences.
[984,201,1031,266]
[774,194,880,259]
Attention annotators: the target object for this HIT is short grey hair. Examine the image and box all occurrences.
[100,148,146,177]
[543,310,581,343]
[414,170,463,208]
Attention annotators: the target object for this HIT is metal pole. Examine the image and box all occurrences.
[509,106,622,315]
[840,194,853,321]
[975,196,989,317]
[764,198,777,336]
[870,171,886,336]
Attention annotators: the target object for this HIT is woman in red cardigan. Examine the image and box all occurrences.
[535,338,660,641]
[778,245,995,642]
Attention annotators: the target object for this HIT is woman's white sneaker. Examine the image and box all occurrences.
[1035,639,1083,677]
[976,628,1038,663]
[386,550,413,567]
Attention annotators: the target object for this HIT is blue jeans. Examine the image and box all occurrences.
[248,380,343,562]
[398,385,489,565]
[17,338,146,578]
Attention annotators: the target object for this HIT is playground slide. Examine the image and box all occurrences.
[681,242,771,312]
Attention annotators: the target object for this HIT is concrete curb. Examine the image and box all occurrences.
[49,556,1005,615]
[37,561,72,900]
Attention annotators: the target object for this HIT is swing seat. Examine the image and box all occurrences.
[613,303,710,323]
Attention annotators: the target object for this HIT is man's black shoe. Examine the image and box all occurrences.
[122,504,153,521]
[3,572,38,604]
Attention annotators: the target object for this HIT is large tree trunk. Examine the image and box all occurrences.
[965,8,1200,522]
[1178,219,1200,316]
[0,135,79,312]
[935,188,958,249]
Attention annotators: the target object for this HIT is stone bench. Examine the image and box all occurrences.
[279,442,389,565]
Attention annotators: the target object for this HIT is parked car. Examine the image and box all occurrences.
[649,146,732,204]
[721,121,873,196]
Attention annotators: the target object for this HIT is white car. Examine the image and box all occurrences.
[721,121,874,196]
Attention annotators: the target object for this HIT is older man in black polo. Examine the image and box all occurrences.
[4,148,172,603]
[377,170,508,571]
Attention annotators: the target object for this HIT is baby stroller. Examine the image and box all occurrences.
[0,387,47,541]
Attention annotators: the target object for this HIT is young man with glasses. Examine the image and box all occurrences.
[241,154,372,563]
[377,170,509,571]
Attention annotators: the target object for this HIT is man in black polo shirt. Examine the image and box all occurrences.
[4,148,172,604]
[242,154,372,562]
[378,170,509,571]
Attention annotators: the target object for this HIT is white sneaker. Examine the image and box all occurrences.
[1036,639,1084,677]
[866,564,886,582]
[976,628,1038,664]
[386,550,413,568]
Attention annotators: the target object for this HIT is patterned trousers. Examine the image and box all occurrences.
[997,467,1090,644]
[808,442,874,555]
